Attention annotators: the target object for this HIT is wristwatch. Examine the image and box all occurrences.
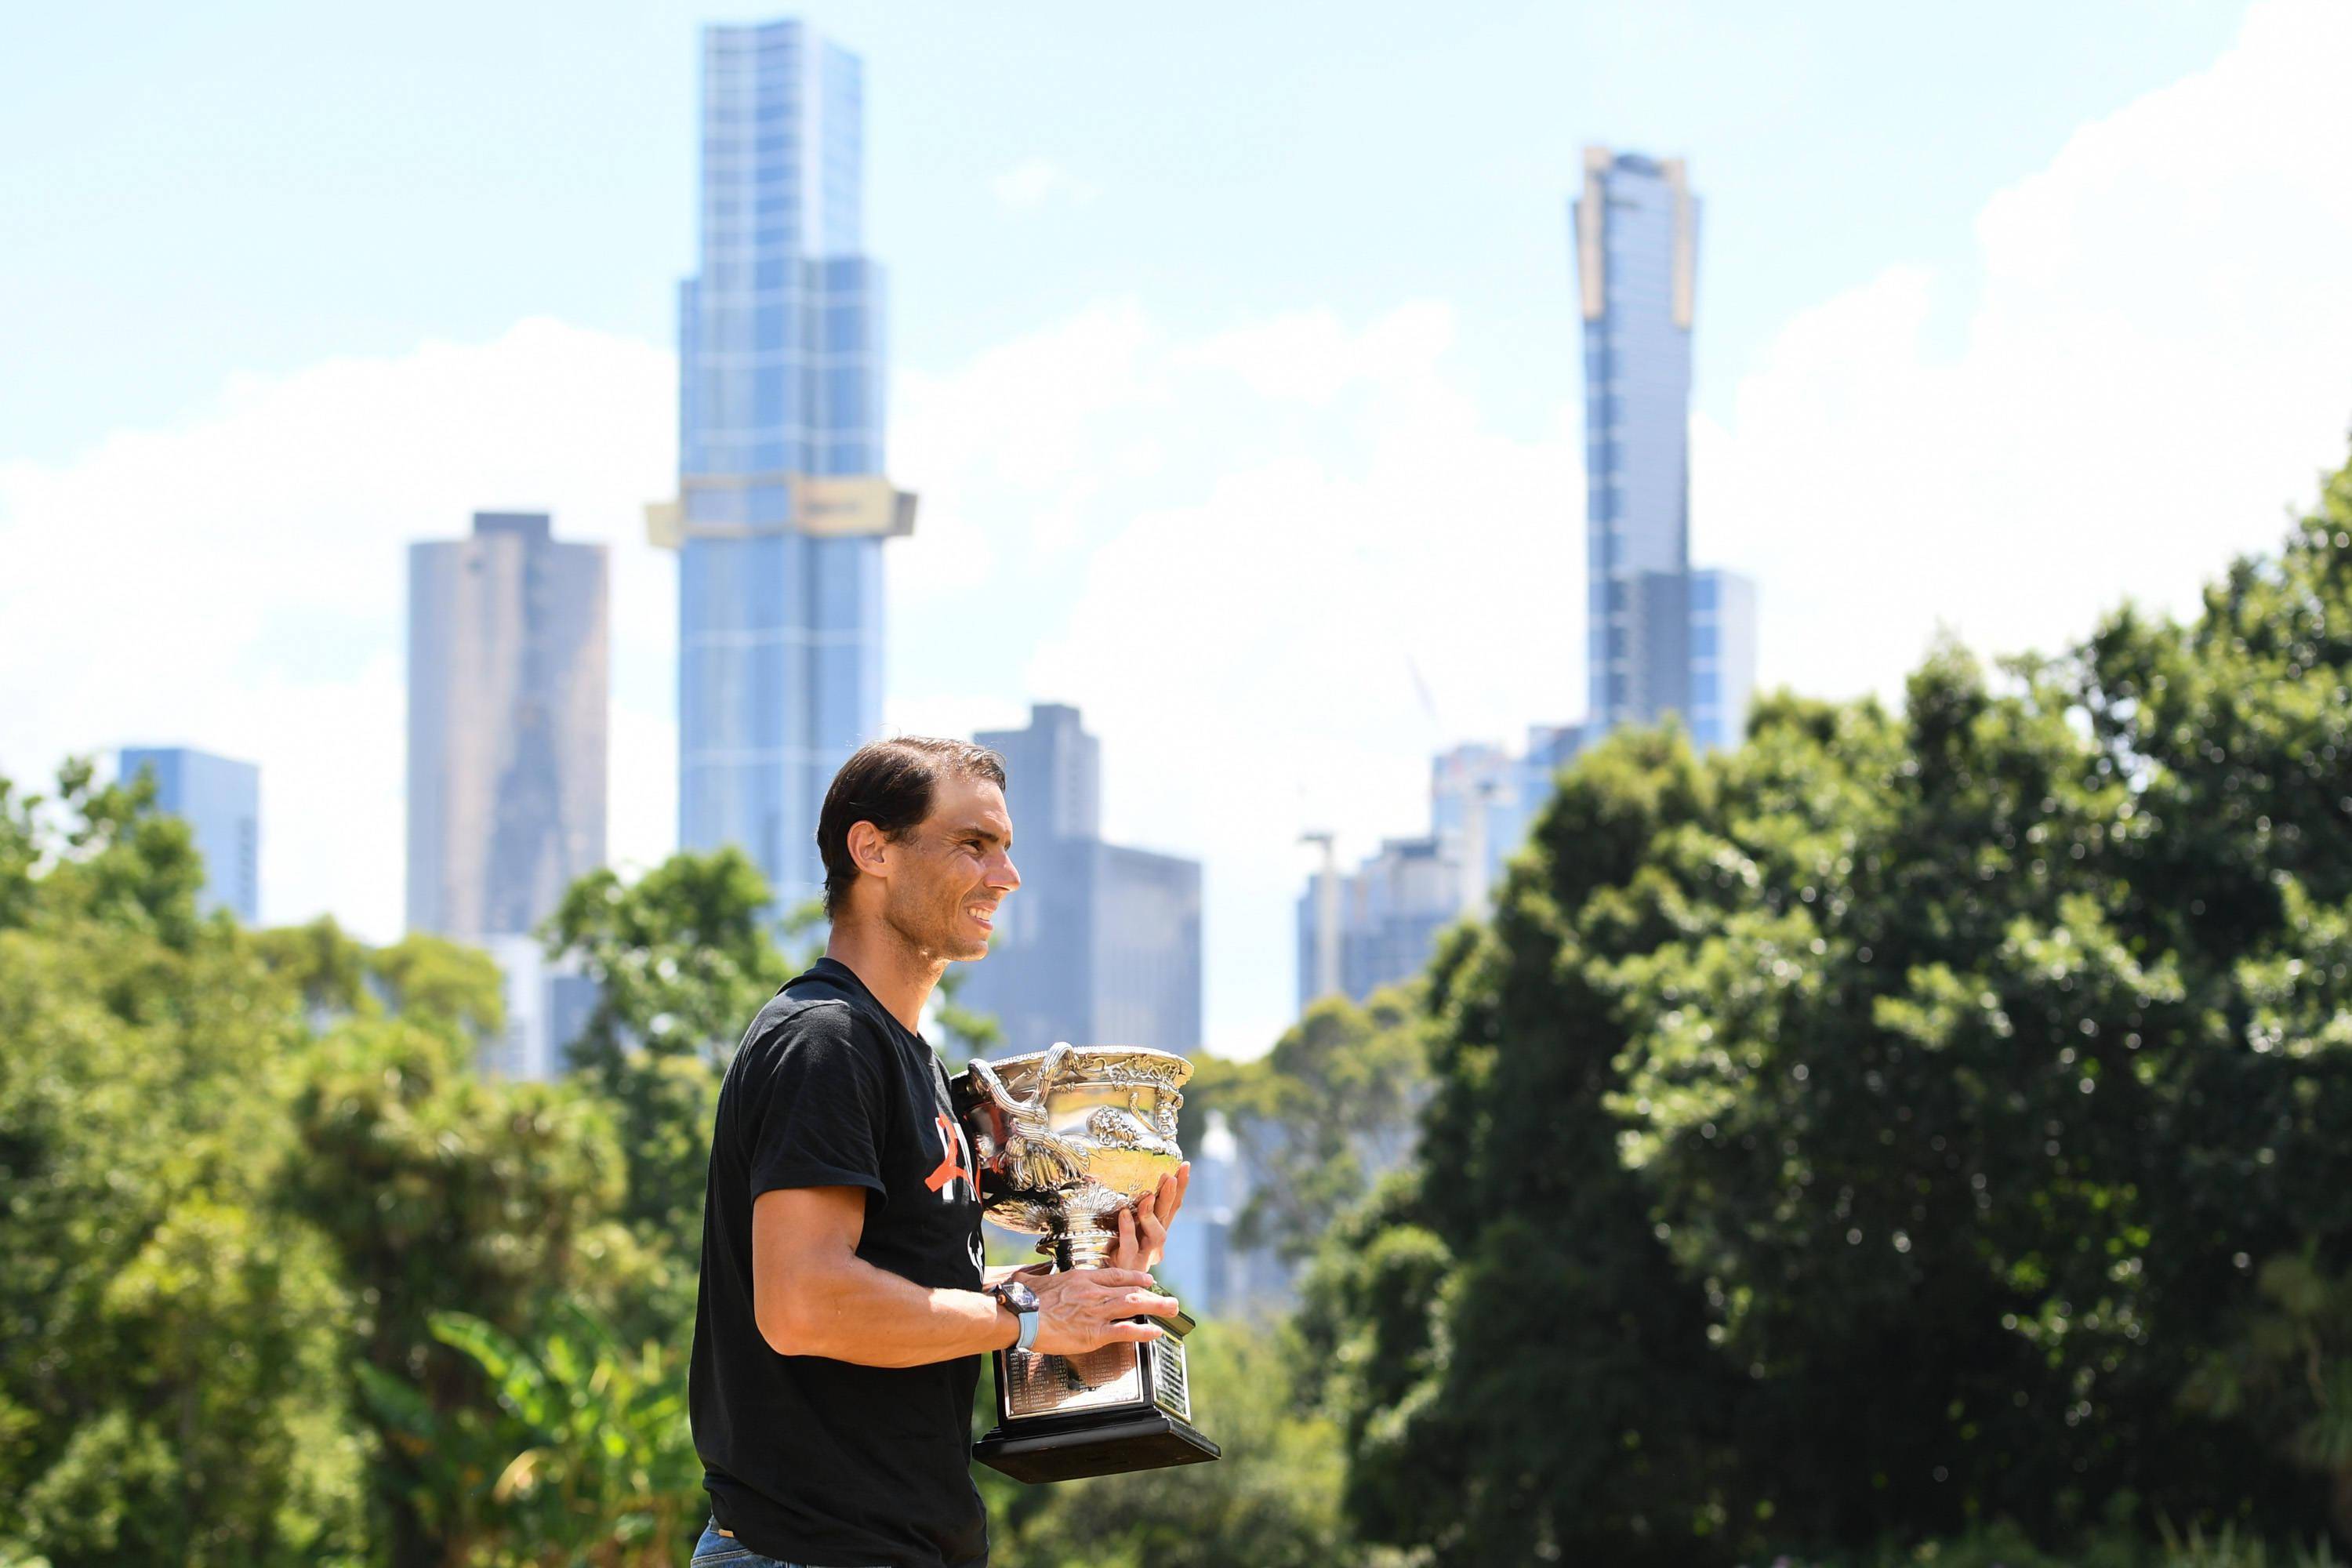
[989,1277,1041,1352]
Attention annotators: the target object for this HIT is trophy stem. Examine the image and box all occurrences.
[1053,1225,1116,1272]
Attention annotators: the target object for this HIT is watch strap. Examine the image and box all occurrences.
[990,1279,1042,1354]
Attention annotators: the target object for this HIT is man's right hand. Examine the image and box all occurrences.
[1025,1267,1179,1356]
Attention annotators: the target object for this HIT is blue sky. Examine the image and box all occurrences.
[2,0,2247,459]
[5,0,2350,1056]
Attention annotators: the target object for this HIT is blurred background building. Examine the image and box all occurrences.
[956,703,1202,1056]
[405,510,607,1079]
[1293,148,1762,1014]
[1295,833,1459,1011]
[115,745,260,925]
[654,19,913,913]
[1574,146,1757,750]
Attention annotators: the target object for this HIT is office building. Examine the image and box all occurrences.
[407,511,606,1080]
[1573,146,1756,748]
[956,704,1202,1055]
[651,20,916,913]
[117,746,259,924]
[1685,567,1759,752]
[1296,833,1463,1011]
[406,511,608,945]
[479,935,602,1083]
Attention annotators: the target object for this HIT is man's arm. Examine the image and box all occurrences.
[754,1186,1178,1367]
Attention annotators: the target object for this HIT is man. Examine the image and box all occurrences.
[688,736,1189,1567]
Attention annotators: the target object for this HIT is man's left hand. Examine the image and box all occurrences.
[1110,1161,1190,1272]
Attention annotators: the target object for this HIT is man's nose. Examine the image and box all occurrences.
[990,852,1021,892]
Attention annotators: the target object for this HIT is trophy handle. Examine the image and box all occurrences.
[1036,1040,1077,1094]
[967,1057,1029,1119]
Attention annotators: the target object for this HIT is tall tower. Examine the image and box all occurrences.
[406,511,609,943]
[1575,146,1703,735]
[652,20,916,913]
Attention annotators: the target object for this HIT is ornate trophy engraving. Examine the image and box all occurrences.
[958,1043,1221,1482]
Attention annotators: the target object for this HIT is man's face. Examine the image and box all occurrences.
[879,772,1020,962]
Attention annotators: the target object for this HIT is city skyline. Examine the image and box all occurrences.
[6,2,2350,1058]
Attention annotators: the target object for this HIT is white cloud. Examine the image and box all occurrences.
[989,158,1098,211]
[9,0,2347,1061]
[888,300,1584,1056]
[1694,0,2352,709]
[0,318,677,938]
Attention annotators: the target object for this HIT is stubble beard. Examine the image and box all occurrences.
[884,877,986,964]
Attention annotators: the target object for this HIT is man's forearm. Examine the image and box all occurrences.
[766,1251,1017,1367]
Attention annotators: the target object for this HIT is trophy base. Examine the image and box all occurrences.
[973,1406,1221,1483]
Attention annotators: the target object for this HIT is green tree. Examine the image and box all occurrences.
[976,1321,1367,1568]
[372,1305,701,1567]
[1188,989,1430,1266]
[2184,1252,2352,1544]
[0,764,370,1566]
[285,1009,647,1568]
[1318,448,2352,1562]
[544,849,795,1253]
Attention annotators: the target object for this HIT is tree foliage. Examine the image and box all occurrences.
[543,850,794,1254]
[1316,452,2352,1563]
[1189,989,1431,1265]
[0,768,368,1565]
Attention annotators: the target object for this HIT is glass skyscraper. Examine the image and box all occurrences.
[1573,145,1755,746]
[654,20,913,912]
[117,746,260,925]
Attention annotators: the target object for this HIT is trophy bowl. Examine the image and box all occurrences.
[960,1042,1192,1270]
[956,1042,1219,1482]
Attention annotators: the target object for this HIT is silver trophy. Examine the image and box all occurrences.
[958,1043,1221,1482]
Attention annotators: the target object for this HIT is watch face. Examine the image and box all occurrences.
[1002,1279,1040,1313]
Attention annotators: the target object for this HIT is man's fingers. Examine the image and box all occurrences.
[1083,1290,1177,1319]
[1100,1319,1167,1343]
[1089,1268,1159,1289]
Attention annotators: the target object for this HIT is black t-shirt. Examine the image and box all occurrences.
[689,957,989,1568]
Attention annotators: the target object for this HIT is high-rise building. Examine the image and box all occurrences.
[408,512,607,1080]
[1685,567,1759,753]
[1295,834,1461,1011]
[956,705,1202,1056]
[406,511,608,946]
[1431,742,1529,910]
[479,935,603,1083]
[117,746,259,924]
[1573,146,1756,747]
[651,20,916,913]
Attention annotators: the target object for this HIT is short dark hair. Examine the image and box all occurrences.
[817,737,1008,918]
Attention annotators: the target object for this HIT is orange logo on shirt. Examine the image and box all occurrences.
[925,1112,975,1196]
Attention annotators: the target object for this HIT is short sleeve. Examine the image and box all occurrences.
[740,1003,891,1205]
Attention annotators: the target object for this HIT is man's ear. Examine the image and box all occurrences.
[845,820,891,881]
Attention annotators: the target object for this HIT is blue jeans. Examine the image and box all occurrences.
[690,1519,885,1567]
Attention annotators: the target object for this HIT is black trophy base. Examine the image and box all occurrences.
[973,1406,1221,1483]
